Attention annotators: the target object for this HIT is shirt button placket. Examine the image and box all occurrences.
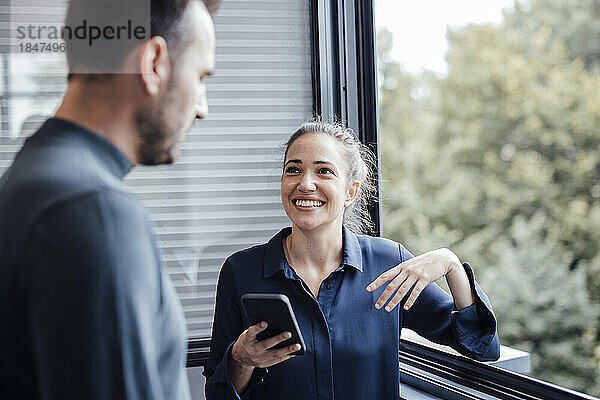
[314,277,337,400]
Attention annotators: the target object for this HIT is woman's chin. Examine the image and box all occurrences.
[290,218,321,232]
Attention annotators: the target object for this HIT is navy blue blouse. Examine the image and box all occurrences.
[204,226,500,400]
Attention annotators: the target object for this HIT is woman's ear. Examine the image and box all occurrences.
[139,36,171,96]
[344,181,360,207]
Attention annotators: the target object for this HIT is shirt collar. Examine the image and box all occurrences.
[33,118,132,179]
[263,225,363,279]
[342,225,363,272]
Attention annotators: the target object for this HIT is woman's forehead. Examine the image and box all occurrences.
[285,134,345,163]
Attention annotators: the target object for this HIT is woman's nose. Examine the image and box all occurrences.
[298,173,316,192]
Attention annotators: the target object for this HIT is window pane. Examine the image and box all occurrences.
[0,0,314,339]
[376,0,600,395]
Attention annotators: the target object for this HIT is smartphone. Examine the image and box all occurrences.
[241,293,306,356]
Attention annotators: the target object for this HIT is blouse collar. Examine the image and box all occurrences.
[263,225,364,279]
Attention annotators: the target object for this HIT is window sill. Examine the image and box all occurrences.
[401,329,530,374]
[399,337,596,400]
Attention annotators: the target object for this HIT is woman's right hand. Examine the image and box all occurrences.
[231,321,300,369]
[228,321,300,393]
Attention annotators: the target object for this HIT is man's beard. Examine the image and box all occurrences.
[135,101,179,166]
[134,73,189,166]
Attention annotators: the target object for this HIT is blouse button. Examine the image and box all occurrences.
[326,283,334,290]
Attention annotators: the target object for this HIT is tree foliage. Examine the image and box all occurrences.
[379,0,600,394]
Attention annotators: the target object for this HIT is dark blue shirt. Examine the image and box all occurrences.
[0,118,191,400]
[204,226,500,400]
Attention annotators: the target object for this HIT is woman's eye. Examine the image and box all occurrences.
[318,167,333,175]
[285,166,300,173]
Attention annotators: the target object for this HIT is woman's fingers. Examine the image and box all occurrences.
[273,343,301,358]
[366,264,402,292]
[374,269,408,309]
[235,323,301,368]
[257,343,301,369]
[260,343,300,368]
[381,275,416,311]
[368,253,447,312]
[245,321,269,342]
[385,276,427,312]
[402,281,427,310]
[258,331,292,350]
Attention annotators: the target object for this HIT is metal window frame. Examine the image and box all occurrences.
[314,0,382,236]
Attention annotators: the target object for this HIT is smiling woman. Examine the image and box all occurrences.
[282,120,377,235]
[203,119,501,400]
[281,134,357,234]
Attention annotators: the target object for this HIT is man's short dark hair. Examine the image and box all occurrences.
[65,0,220,78]
[149,0,220,55]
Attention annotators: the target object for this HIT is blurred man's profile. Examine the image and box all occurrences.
[0,1,220,398]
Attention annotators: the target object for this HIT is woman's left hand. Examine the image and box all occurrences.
[366,248,461,312]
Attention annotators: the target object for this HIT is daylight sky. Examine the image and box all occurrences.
[374,0,517,73]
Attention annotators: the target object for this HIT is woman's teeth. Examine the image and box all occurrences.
[295,199,324,208]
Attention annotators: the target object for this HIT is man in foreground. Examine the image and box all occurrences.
[0,0,218,398]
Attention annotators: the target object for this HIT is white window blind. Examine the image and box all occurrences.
[0,0,314,338]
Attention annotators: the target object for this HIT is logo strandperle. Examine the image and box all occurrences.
[16,19,148,47]
[5,0,151,74]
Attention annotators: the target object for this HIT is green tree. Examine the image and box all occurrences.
[510,0,600,69]
[378,0,600,394]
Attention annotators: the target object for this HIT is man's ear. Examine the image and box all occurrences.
[344,181,360,207]
[139,36,171,96]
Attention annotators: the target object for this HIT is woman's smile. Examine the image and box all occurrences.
[293,198,325,209]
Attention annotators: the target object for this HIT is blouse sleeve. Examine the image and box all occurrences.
[399,244,500,361]
[203,260,268,400]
